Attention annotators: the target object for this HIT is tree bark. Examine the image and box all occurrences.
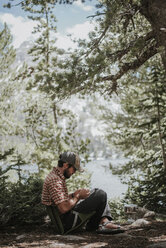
[155,82,166,169]
[53,102,58,125]
[141,0,166,71]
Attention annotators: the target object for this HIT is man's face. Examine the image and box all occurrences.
[63,164,76,179]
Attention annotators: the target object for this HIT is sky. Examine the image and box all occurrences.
[0,0,97,50]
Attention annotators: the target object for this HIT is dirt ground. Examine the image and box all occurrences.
[0,221,166,248]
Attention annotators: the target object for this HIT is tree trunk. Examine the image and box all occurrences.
[155,82,166,169]
[141,0,166,70]
[45,3,50,67]
[53,103,58,125]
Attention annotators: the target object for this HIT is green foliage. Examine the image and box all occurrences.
[125,166,166,214]
[67,169,91,193]
[0,23,16,123]
[0,23,15,74]
[4,0,76,9]
[109,199,126,222]
[103,60,166,213]
[0,23,20,178]
[12,0,91,176]
[45,0,159,98]
[0,176,46,226]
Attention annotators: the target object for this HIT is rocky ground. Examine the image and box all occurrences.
[0,220,166,248]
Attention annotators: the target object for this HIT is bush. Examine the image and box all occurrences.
[125,166,166,214]
[0,176,46,227]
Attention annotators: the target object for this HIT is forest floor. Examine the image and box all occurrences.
[0,220,166,248]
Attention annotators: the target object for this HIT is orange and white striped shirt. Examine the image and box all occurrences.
[42,167,69,206]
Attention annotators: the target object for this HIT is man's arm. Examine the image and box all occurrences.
[57,189,90,214]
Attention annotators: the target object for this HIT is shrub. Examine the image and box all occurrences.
[125,166,166,214]
[0,176,46,227]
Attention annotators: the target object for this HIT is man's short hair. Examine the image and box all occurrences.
[58,151,83,172]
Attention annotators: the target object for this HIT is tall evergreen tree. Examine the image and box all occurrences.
[101,59,166,212]
[0,23,16,170]
[0,24,27,186]
[14,0,90,175]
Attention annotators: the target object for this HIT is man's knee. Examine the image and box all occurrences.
[94,188,107,203]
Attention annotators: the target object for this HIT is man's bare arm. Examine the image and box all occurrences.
[57,189,90,214]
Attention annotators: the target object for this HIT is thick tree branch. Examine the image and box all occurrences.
[60,43,158,98]
[102,44,158,94]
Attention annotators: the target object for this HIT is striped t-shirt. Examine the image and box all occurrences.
[42,167,69,206]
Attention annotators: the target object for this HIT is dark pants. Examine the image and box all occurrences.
[61,188,112,231]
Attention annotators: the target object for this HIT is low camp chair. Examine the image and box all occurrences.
[46,205,95,235]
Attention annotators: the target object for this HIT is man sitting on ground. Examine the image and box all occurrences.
[42,151,124,233]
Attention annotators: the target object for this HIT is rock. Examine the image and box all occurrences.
[50,243,73,248]
[127,218,135,224]
[61,235,85,241]
[130,218,151,228]
[136,207,148,218]
[82,242,108,248]
[144,211,156,220]
[147,241,166,248]
[115,233,133,238]
[135,207,156,219]
[16,234,26,240]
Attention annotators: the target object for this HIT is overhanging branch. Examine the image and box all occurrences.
[59,43,158,98]
[102,44,158,94]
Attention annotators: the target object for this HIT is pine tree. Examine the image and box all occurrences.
[0,24,27,185]
[101,60,166,212]
[0,23,16,171]
[14,1,90,175]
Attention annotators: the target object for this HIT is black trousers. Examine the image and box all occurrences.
[61,188,112,231]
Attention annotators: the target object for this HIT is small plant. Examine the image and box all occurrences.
[109,198,127,223]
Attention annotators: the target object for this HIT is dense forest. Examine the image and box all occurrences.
[0,0,166,227]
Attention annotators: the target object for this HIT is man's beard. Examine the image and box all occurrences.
[63,168,71,179]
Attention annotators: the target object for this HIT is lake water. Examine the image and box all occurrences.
[85,159,128,200]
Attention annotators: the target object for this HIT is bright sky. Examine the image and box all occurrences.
[0,0,97,49]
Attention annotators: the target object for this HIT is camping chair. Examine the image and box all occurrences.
[46,205,95,235]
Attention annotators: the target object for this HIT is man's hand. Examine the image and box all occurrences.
[74,189,90,200]
[57,189,90,214]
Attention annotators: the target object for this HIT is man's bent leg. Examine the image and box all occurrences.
[73,188,112,231]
